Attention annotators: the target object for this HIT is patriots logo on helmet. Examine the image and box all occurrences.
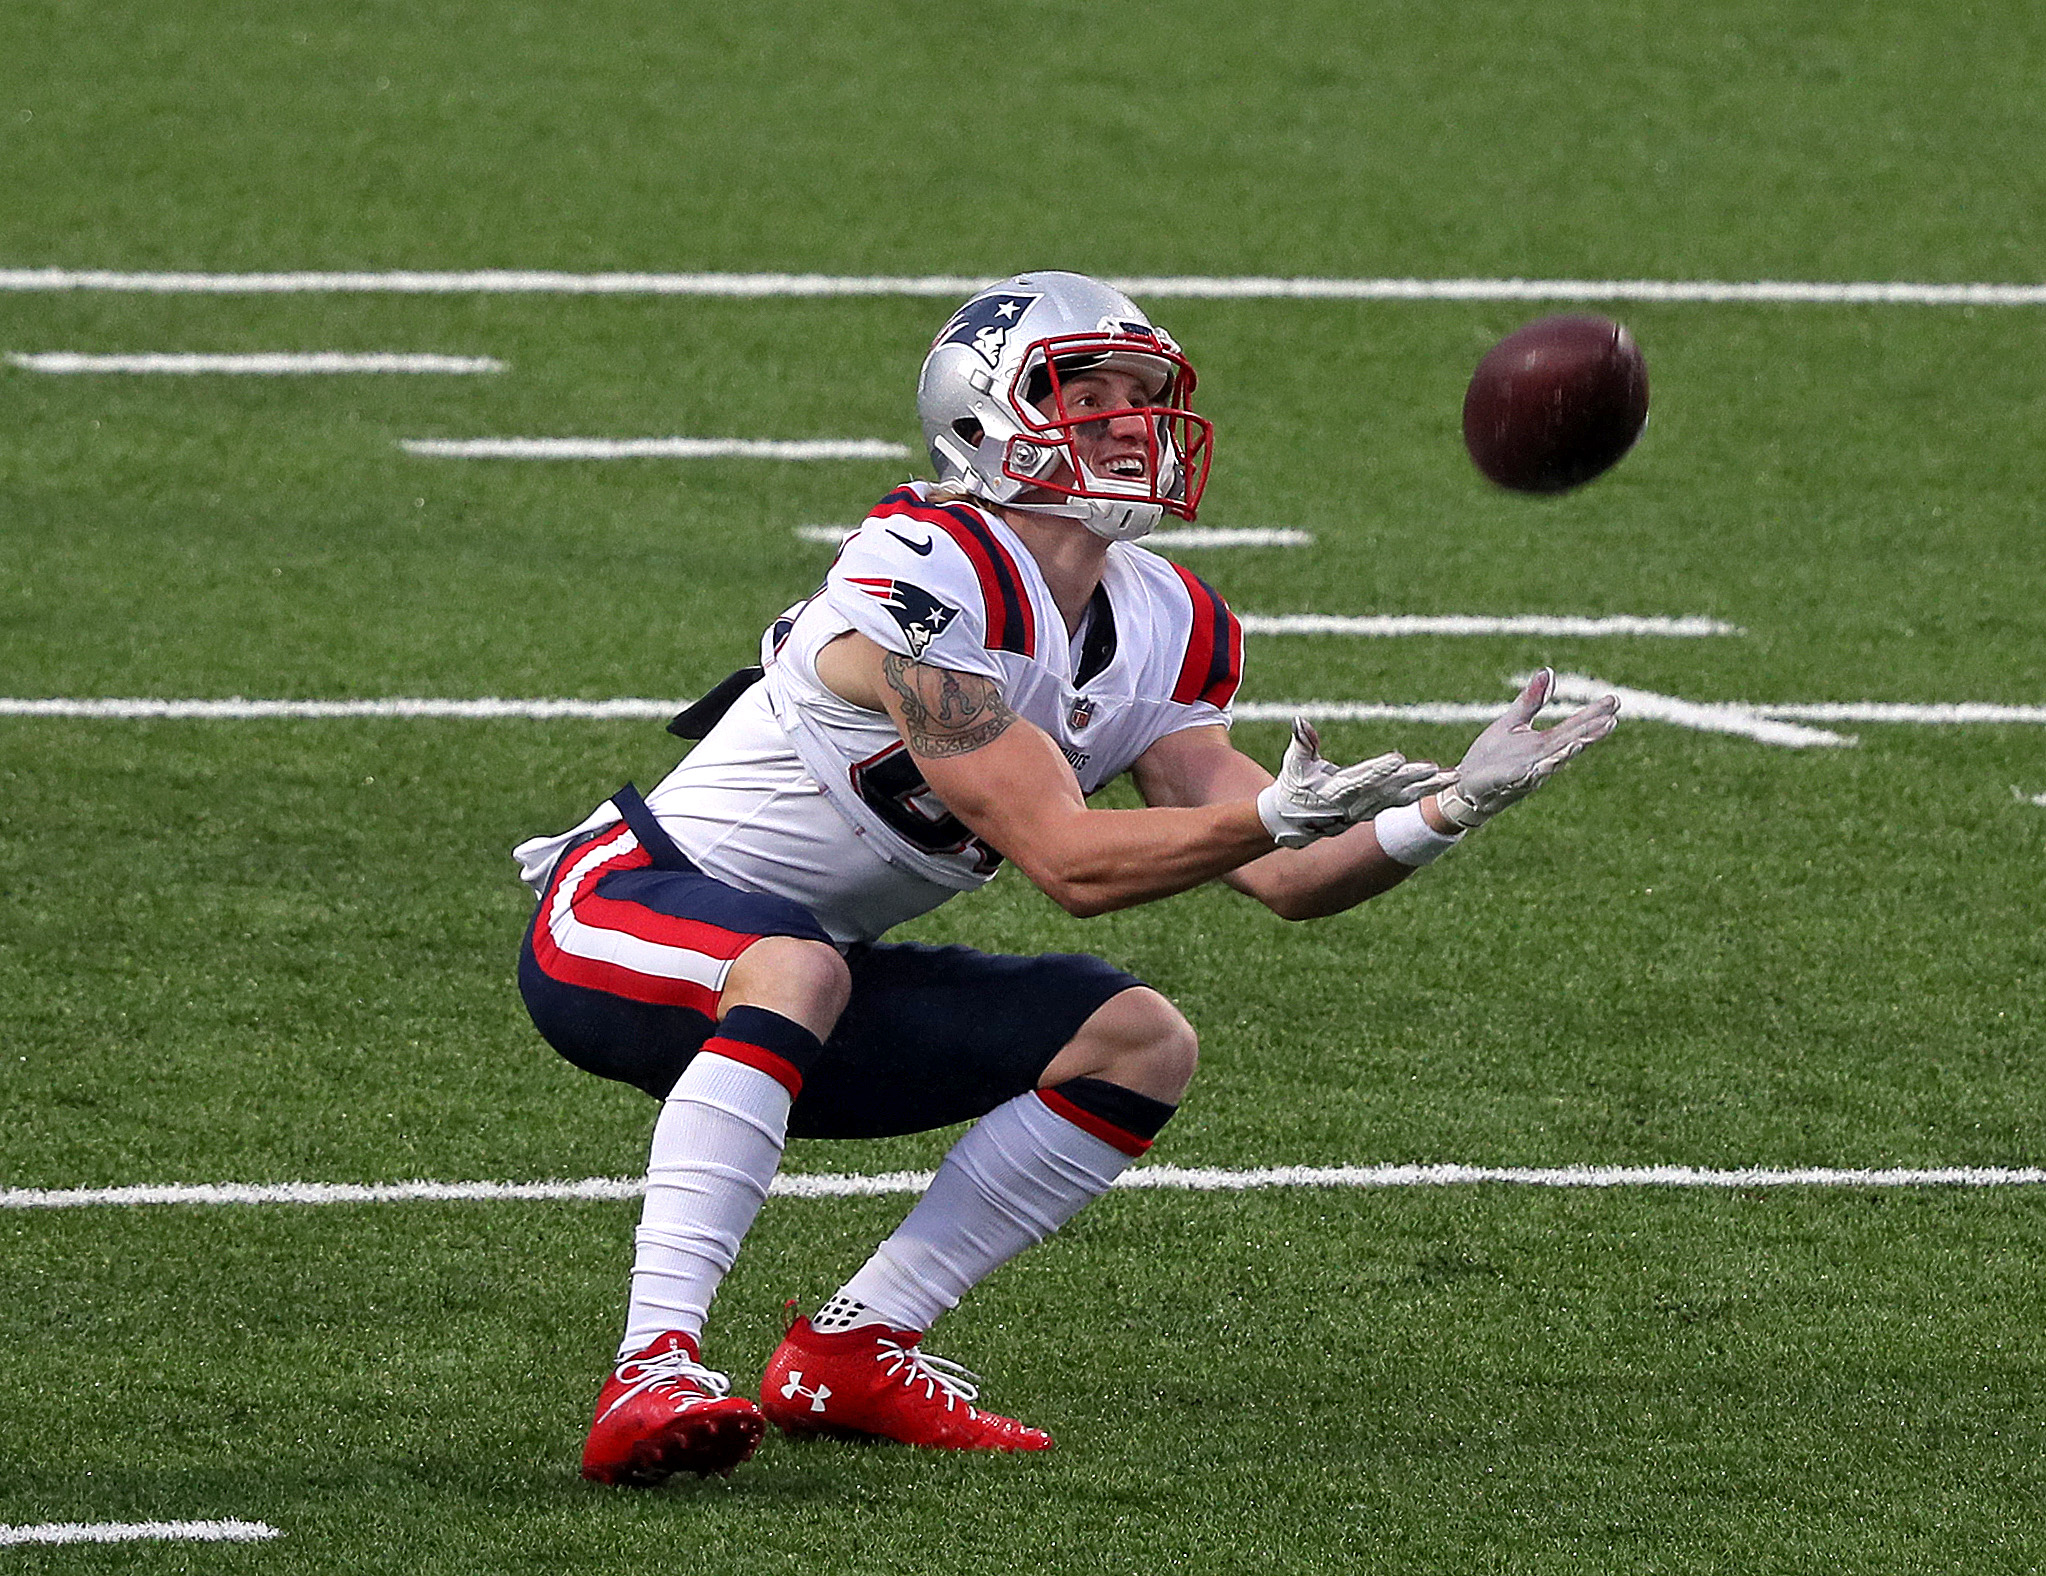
[934,291,1042,368]
[848,577,960,659]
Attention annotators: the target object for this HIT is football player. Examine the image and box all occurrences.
[513,271,1619,1485]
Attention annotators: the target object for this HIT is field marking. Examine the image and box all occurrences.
[1240,614,1740,638]
[9,1165,2046,1212]
[1758,702,2046,725]
[796,524,1316,549]
[1233,702,1513,725]
[9,351,501,374]
[2014,787,2046,807]
[2,693,2041,745]
[402,436,911,461]
[1542,672,1854,748]
[0,1520,281,1547]
[0,697,690,719]
[6,269,2046,305]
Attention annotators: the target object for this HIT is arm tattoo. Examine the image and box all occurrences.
[881,653,1018,758]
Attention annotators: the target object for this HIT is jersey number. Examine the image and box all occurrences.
[850,745,1004,876]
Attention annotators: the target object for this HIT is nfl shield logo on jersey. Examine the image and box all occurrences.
[1067,695,1096,732]
[848,577,960,659]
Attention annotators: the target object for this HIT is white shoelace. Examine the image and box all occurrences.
[874,1337,982,1413]
[600,1345,733,1421]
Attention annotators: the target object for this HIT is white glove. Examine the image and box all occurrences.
[1436,669,1619,830]
[1256,717,1458,849]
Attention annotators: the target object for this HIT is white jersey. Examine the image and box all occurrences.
[514,483,1244,944]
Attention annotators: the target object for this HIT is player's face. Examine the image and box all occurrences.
[1038,368,1159,484]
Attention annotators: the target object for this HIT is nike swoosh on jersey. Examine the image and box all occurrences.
[886,529,935,556]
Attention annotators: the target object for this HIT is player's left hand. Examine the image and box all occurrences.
[1256,717,1458,848]
[1437,669,1619,830]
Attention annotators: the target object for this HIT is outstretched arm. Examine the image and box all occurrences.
[1131,725,1431,919]
[815,631,1270,915]
[1131,670,1622,921]
[812,632,1444,917]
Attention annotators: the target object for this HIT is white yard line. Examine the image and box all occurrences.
[7,1165,2045,1211]
[2,691,2039,745]
[0,1521,280,1547]
[1231,702,1524,725]
[1753,702,2046,724]
[0,697,686,718]
[796,525,1317,549]
[1542,672,1856,748]
[5,269,2046,305]
[9,352,501,374]
[401,437,910,460]
[1240,614,1741,637]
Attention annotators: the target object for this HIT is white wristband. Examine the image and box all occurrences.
[1433,783,1493,830]
[1372,801,1464,867]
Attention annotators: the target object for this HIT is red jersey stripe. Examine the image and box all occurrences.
[872,490,1036,657]
[1167,561,1242,708]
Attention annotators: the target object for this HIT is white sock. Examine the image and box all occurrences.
[809,1292,886,1334]
[619,1053,790,1358]
[830,1090,1138,1334]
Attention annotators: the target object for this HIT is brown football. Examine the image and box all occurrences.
[1462,315,1650,493]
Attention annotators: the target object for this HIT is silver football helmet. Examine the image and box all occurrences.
[916,271,1213,541]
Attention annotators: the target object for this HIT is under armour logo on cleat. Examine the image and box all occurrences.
[779,1372,833,1414]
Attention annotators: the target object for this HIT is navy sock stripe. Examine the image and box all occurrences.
[1049,1076,1177,1141]
[717,1005,825,1076]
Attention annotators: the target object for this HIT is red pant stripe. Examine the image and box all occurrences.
[529,823,759,1013]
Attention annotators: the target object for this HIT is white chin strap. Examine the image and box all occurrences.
[1005,494,1163,542]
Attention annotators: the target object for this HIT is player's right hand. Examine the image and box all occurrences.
[1437,669,1620,829]
[1255,717,1457,849]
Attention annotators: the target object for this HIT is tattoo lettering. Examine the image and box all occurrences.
[882,653,1018,758]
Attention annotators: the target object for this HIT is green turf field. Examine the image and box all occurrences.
[4,2,2045,1571]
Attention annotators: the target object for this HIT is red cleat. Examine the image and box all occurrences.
[580,1331,766,1486]
[760,1316,1053,1452]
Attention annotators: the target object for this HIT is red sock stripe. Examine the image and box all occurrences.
[1036,1088,1153,1157]
[700,1035,804,1099]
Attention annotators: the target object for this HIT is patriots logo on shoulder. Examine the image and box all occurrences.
[848,577,960,659]
[934,290,1042,368]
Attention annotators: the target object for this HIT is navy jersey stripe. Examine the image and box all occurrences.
[1168,562,1242,708]
[872,490,1036,657]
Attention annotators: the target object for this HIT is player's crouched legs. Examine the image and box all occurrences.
[762,986,1193,1453]
[583,936,851,1486]
[1038,985,1199,1105]
[718,934,852,1041]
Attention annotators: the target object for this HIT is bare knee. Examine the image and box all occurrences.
[1038,987,1199,1104]
[718,936,850,1041]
